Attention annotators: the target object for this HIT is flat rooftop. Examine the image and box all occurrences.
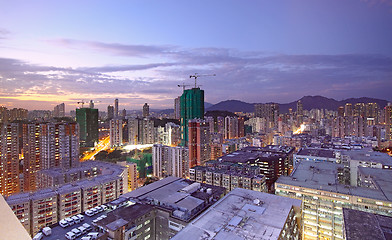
[341,149,392,166]
[343,208,392,240]
[295,148,336,159]
[172,188,301,240]
[276,161,392,202]
[122,177,226,221]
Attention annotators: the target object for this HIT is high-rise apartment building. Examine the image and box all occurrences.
[254,103,279,128]
[344,103,353,117]
[385,104,392,141]
[174,96,181,120]
[143,103,149,117]
[109,119,123,147]
[188,119,210,168]
[128,118,155,144]
[152,144,189,178]
[0,123,21,196]
[0,120,79,196]
[40,122,80,170]
[114,98,119,118]
[224,116,238,139]
[127,162,137,191]
[107,105,114,120]
[76,107,98,147]
[53,103,65,118]
[180,88,204,146]
[297,100,304,124]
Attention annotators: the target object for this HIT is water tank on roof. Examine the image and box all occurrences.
[206,188,212,195]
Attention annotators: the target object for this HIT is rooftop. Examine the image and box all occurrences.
[172,188,301,240]
[343,208,392,240]
[295,147,336,159]
[276,161,392,202]
[341,149,392,166]
[122,177,225,221]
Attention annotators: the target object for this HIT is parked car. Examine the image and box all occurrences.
[83,223,92,232]
[65,232,76,240]
[59,219,69,228]
[42,226,51,236]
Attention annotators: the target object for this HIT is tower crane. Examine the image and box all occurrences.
[77,100,101,108]
[177,83,192,91]
[77,100,86,108]
[189,73,216,88]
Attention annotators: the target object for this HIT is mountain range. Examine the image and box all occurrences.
[205,96,389,113]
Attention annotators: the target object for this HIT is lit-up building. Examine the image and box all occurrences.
[275,161,392,240]
[188,119,210,168]
[76,107,98,147]
[110,118,123,147]
[180,88,204,146]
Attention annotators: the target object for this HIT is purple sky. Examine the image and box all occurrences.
[0,0,391,111]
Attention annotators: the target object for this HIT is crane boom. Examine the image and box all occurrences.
[189,73,216,88]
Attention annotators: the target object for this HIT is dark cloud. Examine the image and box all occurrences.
[50,39,176,57]
[1,46,391,110]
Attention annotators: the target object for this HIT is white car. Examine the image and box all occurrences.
[59,219,69,228]
[83,223,92,231]
[65,232,76,240]
[87,232,99,240]
[78,226,87,234]
[71,228,82,237]
[77,214,85,221]
[85,210,94,216]
[71,216,81,224]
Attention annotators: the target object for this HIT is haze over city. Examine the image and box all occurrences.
[0,0,392,111]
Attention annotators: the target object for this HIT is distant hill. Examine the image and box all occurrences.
[206,100,255,112]
[206,96,389,113]
[205,110,238,118]
[204,102,213,109]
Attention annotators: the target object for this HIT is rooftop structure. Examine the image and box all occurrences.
[0,195,31,240]
[93,177,226,240]
[172,188,301,240]
[275,160,392,240]
[343,208,392,240]
[217,145,295,192]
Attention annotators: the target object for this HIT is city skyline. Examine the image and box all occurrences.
[1,1,392,111]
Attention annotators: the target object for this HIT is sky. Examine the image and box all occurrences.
[0,0,392,111]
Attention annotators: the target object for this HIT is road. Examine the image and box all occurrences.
[80,136,111,161]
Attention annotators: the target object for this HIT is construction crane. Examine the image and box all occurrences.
[77,100,86,108]
[177,83,192,91]
[189,73,216,88]
[77,100,101,108]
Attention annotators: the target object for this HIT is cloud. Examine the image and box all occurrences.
[0,28,10,39]
[1,44,392,111]
[50,39,176,57]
